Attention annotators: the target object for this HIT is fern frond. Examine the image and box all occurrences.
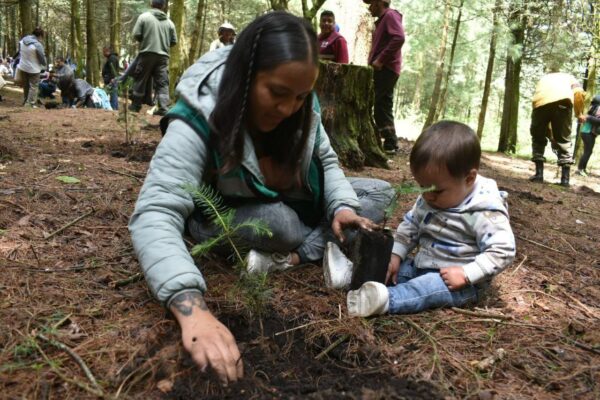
[190,233,229,257]
[183,183,231,230]
[232,218,273,238]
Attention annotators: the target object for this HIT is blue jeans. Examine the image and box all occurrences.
[109,88,118,110]
[187,177,394,262]
[387,258,482,314]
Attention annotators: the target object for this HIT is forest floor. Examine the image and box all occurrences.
[1,84,599,400]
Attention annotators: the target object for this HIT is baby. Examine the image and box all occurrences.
[347,121,516,316]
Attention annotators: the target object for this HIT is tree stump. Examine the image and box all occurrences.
[315,62,389,170]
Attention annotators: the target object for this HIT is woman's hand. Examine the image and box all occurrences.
[385,254,401,285]
[169,291,243,384]
[439,266,468,291]
[331,209,378,243]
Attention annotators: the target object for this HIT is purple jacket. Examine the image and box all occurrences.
[369,8,405,75]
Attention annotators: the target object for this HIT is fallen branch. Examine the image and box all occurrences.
[400,317,441,379]
[45,209,95,240]
[36,333,101,390]
[515,235,568,255]
[0,198,28,212]
[32,333,111,398]
[451,307,513,321]
[510,255,527,276]
[98,165,143,182]
[274,319,335,336]
[315,334,349,360]
[568,339,600,356]
[110,272,143,289]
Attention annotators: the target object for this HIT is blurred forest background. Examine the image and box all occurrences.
[0,0,598,167]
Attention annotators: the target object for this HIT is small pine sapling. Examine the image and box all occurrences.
[184,184,274,323]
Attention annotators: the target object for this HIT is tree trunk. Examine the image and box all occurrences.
[498,4,524,153]
[437,0,464,120]
[109,0,121,55]
[412,53,424,112]
[71,0,84,78]
[9,5,17,55]
[300,0,327,22]
[189,0,206,63]
[423,0,451,130]
[477,0,501,139]
[315,62,389,169]
[169,0,188,96]
[85,0,99,85]
[19,0,33,37]
[269,0,289,11]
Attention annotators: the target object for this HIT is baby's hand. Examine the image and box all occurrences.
[385,254,401,285]
[440,266,468,291]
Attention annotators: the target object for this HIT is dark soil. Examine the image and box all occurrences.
[1,83,599,399]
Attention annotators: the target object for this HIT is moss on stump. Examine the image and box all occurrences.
[315,62,389,170]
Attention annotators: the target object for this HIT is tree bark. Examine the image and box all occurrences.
[19,0,33,37]
[189,0,206,63]
[477,0,502,139]
[109,0,121,55]
[85,0,99,85]
[71,0,84,78]
[9,5,17,55]
[498,3,524,153]
[315,62,389,169]
[412,53,424,112]
[423,0,451,130]
[169,0,188,96]
[300,0,327,22]
[269,0,289,11]
[437,0,464,120]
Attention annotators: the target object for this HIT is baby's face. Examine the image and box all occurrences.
[413,164,477,209]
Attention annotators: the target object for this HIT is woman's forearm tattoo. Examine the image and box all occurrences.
[171,292,208,316]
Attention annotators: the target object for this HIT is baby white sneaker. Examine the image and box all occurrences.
[245,250,293,275]
[347,281,389,317]
[322,242,354,289]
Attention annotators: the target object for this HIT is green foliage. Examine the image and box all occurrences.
[184,183,272,266]
[233,271,273,321]
[184,183,273,319]
[383,182,435,227]
[55,176,81,184]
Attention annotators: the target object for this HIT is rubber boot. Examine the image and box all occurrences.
[529,161,543,182]
[560,166,570,187]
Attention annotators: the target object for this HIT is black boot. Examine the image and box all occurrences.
[529,161,543,182]
[560,166,570,187]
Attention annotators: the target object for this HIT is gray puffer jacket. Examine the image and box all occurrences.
[129,47,360,307]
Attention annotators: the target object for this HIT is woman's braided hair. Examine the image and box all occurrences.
[210,11,318,174]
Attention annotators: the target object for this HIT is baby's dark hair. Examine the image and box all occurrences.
[410,120,481,178]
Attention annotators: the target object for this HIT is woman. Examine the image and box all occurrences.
[129,12,393,383]
[576,95,600,176]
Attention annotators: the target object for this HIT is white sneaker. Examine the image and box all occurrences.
[245,249,293,275]
[347,281,389,317]
[323,242,354,289]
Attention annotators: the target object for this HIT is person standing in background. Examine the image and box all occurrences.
[17,27,46,108]
[529,70,585,187]
[102,47,120,111]
[129,0,177,116]
[363,0,405,154]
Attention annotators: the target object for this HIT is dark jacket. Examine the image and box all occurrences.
[102,53,119,84]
